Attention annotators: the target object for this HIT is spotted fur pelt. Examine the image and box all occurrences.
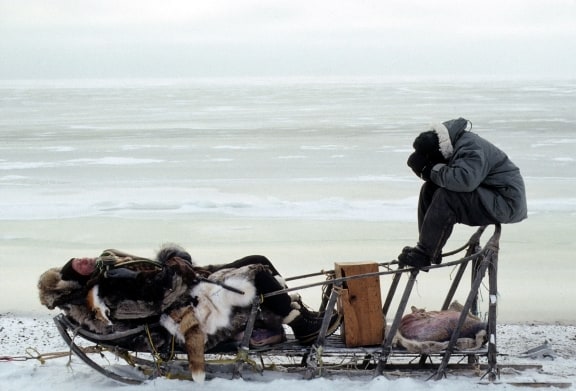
[393,301,487,354]
[192,264,283,349]
[160,263,284,382]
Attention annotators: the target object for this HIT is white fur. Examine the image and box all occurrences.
[431,123,453,159]
[282,309,300,324]
[91,286,112,326]
[189,268,257,336]
[192,370,205,384]
[289,293,301,302]
[160,314,185,343]
[290,299,301,310]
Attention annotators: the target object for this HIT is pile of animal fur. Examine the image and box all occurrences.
[393,301,487,354]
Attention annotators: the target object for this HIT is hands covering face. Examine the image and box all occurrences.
[407,152,432,181]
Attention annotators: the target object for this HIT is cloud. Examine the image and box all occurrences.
[3,0,575,36]
[1,0,575,79]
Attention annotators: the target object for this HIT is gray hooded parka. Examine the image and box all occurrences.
[429,118,527,224]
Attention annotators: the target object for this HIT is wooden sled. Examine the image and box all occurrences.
[54,225,518,385]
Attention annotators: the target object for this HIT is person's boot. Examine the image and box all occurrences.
[290,294,344,328]
[283,308,341,345]
[400,245,442,265]
[398,245,432,271]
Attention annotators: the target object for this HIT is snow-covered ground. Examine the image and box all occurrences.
[1,313,574,390]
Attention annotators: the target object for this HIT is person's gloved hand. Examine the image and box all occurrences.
[407,152,432,181]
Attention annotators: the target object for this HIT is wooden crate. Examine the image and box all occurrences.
[335,262,385,347]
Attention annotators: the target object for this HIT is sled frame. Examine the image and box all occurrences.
[376,224,500,381]
[53,224,501,384]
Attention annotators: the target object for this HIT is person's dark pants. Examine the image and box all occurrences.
[418,182,499,261]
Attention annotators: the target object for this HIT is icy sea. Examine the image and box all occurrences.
[1,77,575,322]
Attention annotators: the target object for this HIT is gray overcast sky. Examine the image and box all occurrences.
[1,0,575,79]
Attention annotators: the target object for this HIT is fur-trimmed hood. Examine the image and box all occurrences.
[428,117,471,160]
[38,267,83,309]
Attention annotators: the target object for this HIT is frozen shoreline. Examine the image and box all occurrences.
[1,312,575,390]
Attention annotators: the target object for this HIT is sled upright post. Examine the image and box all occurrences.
[376,268,419,374]
[441,225,485,313]
[375,224,501,381]
[432,224,501,380]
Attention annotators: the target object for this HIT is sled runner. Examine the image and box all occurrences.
[53,225,504,384]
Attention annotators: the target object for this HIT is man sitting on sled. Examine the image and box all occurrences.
[38,244,341,349]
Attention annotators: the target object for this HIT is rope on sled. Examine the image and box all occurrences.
[0,346,96,364]
[145,324,176,362]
